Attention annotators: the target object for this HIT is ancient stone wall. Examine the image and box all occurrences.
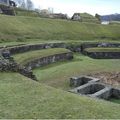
[81,43,120,52]
[24,52,73,69]
[0,57,37,80]
[6,43,66,54]
[69,76,120,100]
[0,48,73,80]
[85,52,120,59]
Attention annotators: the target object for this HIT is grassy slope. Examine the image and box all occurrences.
[85,47,120,52]
[14,8,39,17]
[80,13,99,23]
[0,72,120,119]
[33,54,120,90]
[13,48,70,65]
[0,14,120,42]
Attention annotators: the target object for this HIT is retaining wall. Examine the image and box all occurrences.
[81,43,120,52]
[24,52,73,69]
[84,52,120,59]
[5,43,66,55]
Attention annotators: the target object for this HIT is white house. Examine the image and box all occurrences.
[101,21,110,25]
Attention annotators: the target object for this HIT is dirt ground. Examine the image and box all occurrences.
[89,72,120,88]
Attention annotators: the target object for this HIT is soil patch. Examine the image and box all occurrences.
[88,72,120,88]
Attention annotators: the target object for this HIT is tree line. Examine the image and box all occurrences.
[14,0,34,10]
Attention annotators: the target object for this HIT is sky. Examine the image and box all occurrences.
[32,0,120,17]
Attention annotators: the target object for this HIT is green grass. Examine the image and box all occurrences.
[110,21,120,25]
[85,47,120,52]
[14,8,40,17]
[0,14,120,42]
[80,13,100,23]
[0,72,120,119]
[109,98,120,104]
[13,48,70,65]
[33,54,120,90]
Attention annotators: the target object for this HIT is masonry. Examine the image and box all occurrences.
[69,76,120,101]
[84,52,120,59]
[23,52,73,69]
[5,43,66,55]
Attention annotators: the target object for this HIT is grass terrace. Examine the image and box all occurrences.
[0,9,120,119]
[33,54,120,90]
[14,8,40,17]
[0,14,120,42]
[13,48,71,65]
[85,47,120,52]
[80,13,100,23]
[109,98,120,104]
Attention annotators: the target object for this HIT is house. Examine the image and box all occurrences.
[40,9,50,15]
[0,0,9,6]
[0,0,16,7]
[71,13,81,21]
[101,21,110,25]
[49,13,68,19]
[71,13,100,23]
[0,0,16,15]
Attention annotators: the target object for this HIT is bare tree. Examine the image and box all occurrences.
[26,0,34,10]
[14,0,26,9]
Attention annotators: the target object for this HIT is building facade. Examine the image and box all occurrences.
[0,0,9,6]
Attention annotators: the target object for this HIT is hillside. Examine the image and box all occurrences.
[80,13,100,23]
[0,12,120,119]
[0,72,120,119]
[14,7,40,17]
[72,13,100,23]
[0,14,120,43]
[101,13,120,21]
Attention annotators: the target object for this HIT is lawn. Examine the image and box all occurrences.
[109,98,120,104]
[0,72,120,119]
[13,48,71,65]
[0,11,120,119]
[0,14,120,42]
[33,54,120,90]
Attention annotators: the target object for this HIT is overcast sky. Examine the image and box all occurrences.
[32,0,120,17]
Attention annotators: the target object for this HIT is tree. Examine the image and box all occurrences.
[26,0,34,10]
[95,13,101,21]
[14,0,26,9]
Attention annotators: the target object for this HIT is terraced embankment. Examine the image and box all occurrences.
[0,14,120,42]
[84,47,120,59]
[13,48,73,69]
[7,42,65,54]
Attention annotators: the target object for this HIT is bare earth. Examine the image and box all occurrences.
[89,72,120,88]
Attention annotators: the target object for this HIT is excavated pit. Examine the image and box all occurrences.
[70,76,100,87]
[108,88,120,103]
[77,83,105,95]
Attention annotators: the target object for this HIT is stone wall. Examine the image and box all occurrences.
[69,76,120,100]
[6,43,66,55]
[24,52,73,69]
[0,42,83,55]
[0,56,36,80]
[84,52,120,59]
[81,43,120,52]
[0,49,73,80]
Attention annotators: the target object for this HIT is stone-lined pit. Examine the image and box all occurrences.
[69,76,120,102]
[70,76,100,87]
[77,83,105,95]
